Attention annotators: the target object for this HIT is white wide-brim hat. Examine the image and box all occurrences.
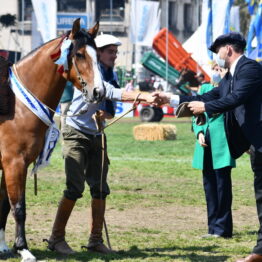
[95,34,122,48]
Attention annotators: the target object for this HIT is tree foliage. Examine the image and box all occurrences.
[0,14,16,28]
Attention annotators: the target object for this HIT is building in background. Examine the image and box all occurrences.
[0,0,201,71]
[162,0,202,42]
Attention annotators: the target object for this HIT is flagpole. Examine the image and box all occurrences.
[110,0,113,34]
[21,0,25,58]
[134,0,138,83]
[165,0,169,92]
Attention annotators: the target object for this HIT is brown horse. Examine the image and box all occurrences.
[0,19,103,261]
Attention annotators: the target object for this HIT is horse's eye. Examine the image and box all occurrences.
[76,53,85,59]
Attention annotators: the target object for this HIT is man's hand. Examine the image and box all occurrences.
[188,101,205,114]
[140,93,157,104]
[151,92,172,106]
[99,110,113,121]
[98,110,113,120]
[198,132,207,147]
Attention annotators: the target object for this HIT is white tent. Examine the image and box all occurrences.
[183,0,239,76]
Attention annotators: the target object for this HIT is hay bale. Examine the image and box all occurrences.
[133,124,177,141]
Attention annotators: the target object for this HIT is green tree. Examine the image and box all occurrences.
[0,14,16,30]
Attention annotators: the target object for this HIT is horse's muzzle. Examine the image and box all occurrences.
[93,86,105,103]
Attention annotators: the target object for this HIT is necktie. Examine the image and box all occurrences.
[227,72,233,93]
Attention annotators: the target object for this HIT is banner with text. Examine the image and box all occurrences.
[31,0,57,43]
[57,13,93,31]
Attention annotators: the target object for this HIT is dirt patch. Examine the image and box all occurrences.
[5,202,258,244]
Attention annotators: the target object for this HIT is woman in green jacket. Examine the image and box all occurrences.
[192,66,236,238]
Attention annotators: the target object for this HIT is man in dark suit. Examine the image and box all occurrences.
[154,32,262,262]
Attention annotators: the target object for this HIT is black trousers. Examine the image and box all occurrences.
[202,130,233,237]
[251,148,262,254]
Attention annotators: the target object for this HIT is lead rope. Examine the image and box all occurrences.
[92,111,112,250]
[101,131,112,250]
[92,93,141,251]
[101,93,141,132]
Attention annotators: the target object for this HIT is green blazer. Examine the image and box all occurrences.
[192,83,236,170]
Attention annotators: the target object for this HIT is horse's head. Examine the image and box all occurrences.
[61,19,105,103]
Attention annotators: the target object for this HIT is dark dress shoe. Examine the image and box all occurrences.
[236,253,262,262]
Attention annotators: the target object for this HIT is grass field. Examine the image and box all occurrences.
[2,118,259,262]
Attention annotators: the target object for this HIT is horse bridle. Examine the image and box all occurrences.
[68,30,106,104]
[72,57,88,89]
[71,52,106,104]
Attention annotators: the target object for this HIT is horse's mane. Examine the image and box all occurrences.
[18,29,96,63]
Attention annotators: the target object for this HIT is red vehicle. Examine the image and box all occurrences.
[115,102,175,122]
[153,28,210,82]
[135,104,175,122]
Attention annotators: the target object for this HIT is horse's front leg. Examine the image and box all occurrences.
[4,159,36,262]
[0,172,11,254]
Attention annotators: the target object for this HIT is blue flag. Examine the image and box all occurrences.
[245,0,258,15]
[246,1,262,60]
[206,0,213,60]
[247,15,257,56]
[224,0,234,33]
[255,2,262,60]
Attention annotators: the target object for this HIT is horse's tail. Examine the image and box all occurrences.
[0,56,13,115]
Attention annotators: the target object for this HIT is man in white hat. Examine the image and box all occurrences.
[95,34,122,121]
[96,34,121,67]
[82,34,122,253]
[46,35,125,255]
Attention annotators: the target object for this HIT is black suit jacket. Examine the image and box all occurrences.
[180,56,262,158]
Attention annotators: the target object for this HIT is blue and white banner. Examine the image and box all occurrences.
[130,0,160,46]
[9,67,60,173]
[57,13,92,30]
[229,6,240,32]
[31,0,57,42]
[212,0,233,40]
[224,0,234,33]
[115,102,134,117]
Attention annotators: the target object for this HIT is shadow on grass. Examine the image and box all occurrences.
[233,230,257,237]
[23,244,230,262]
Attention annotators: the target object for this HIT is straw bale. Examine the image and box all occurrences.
[133,124,177,141]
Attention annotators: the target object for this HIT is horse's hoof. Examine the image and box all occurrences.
[18,249,37,262]
[21,259,37,262]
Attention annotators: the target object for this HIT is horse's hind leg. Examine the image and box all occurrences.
[4,159,36,262]
[0,172,11,253]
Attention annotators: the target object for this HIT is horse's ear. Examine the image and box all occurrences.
[88,22,99,38]
[71,18,81,38]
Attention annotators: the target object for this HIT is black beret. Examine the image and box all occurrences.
[209,32,246,53]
